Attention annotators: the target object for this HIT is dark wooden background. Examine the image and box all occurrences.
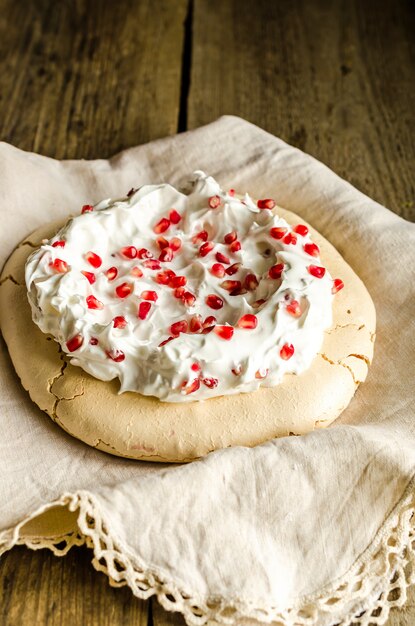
[0,0,414,624]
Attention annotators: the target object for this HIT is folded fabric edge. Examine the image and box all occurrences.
[0,477,414,626]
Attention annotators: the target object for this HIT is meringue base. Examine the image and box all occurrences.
[0,209,376,462]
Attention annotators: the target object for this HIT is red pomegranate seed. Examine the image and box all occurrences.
[159,336,175,347]
[308,264,326,279]
[225,262,241,275]
[220,280,241,292]
[270,227,287,240]
[286,300,301,317]
[169,209,181,224]
[121,246,137,259]
[191,362,201,372]
[237,314,258,329]
[81,204,93,214]
[85,251,102,268]
[115,282,133,298]
[154,217,170,234]
[268,263,284,279]
[181,378,200,395]
[203,315,216,327]
[216,251,230,264]
[66,334,83,352]
[106,266,118,281]
[131,266,143,278]
[252,298,266,309]
[155,269,175,284]
[113,316,127,329]
[52,240,65,248]
[202,377,219,389]
[169,275,187,288]
[170,237,182,251]
[230,286,247,296]
[86,295,104,310]
[208,195,221,209]
[143,259,161,270]
[50,258,69,273]
[89,337,98,345]
[106,349,125,362]
[206,294,223,309]
[174,287,185,299]
[159,247,174,262]
[211,263,225,278]
[137,248,153,259]
[229,240,241,253]
[257,199,276,210]
[255,368,269,379]
[228,188,235,196]
[280,343,295,360]
[244,273,259,290]
[304,243,320,257]
[156,236,170,250]
[224,231,237,244]
[138,301,151,320]
[232,365,242,376]
[199,241,214,257]
[192,230,208,244]
[294,224,309,236]
[189,315,203,333]
[214,325,234,340]
[332,278,344,294]
[170,320,188,336]
[283,233,297,245]
[81,270,96,284]
[182,291,196,306]
[141,290,158,302]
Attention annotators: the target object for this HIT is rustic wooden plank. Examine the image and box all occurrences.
[188,0,415,221]
[0,0,188,159]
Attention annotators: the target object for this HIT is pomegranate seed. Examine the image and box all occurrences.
[280,343,295,360]
[206,294,223,309]
[137,248,153,259]
[113,316,127,329]
[199,241,214,257]
[252,298,266,309]
[286,300,301,317]
[81,204,93,214]
[52,240,65,248]
[192,230,208,244]
[208,195,221,208]
[283,233,297,245]
[216,251,230,264]
[304,243,320,257]
[66,334,83,352]
[169,237,182,251]
[156,236,170,250]
[143,259,161,270]
[169,275,187,288]
[294,224,309,236]
[174,287,185,299]
[228,188,235,196]
[155,269,175,285]
[138,301,151,320]
[268,263,284,279]
[154,217,170,234]
[50,258,69,273]
[170,320,188,336]
[257,199,276,210]
[131,266,143,277]
[169,209,181,224]
[211,263,225,278]
[232,365,242,376]
[141,290,158,302]
[237,314,258,329]
[81,270,96,284]
[220,280,241,292]
[332,278,344,294]
[203,315,216,327]
[106,349,125,362]
[244,273,259,290]
[229,286,247,296]
[106,267,118,281]
[115,282,133,298]
[181,378,200,395]
[308,264,326,279]
[229,240,241,253]
[86,295,104,310]
[214,325,234,340]
[191,362,201,372]
[270,227,287,240]
[85,251,102,268]
[255,368,269,379]
[224,231,237,244]
[159,247,174,262]
[225,262,241,275]
[89,337,99,345]
[182,291,196,306]
[120,246,137,259]
[189,315,203,333]
[202,377,219,389]
[159,336,175,347]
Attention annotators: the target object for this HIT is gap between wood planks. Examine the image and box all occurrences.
[178,0,194,133]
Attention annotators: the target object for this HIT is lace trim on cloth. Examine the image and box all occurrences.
[0,485,414,626]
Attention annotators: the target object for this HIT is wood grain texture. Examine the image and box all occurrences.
[189,0,415,221]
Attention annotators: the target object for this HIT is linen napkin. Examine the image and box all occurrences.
[0,116,414,626]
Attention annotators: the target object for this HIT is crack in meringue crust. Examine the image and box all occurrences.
[25,172,336,402]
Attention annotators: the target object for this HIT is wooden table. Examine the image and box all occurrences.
[0,1,414,624]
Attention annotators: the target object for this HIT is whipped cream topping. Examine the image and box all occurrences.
[25,172,336,402]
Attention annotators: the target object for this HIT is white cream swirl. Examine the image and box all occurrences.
[25,172,334,402]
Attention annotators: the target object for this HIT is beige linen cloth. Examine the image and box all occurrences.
[0,116,414,626]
